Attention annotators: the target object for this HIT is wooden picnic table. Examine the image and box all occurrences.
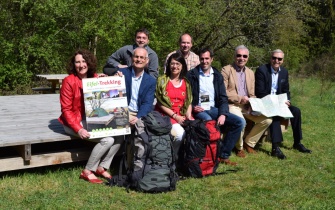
[34,74,68,93]
[0,94,92,172]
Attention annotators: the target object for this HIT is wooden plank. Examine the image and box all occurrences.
[1,119,62,129]
[36,74,68,80]
[0,94,70,147]
[32,87,60,91]
[14,144,31,161]
[0,94,96,172]
[0,147,91,172]
[0,134,76,147]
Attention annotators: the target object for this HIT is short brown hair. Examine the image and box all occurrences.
[135,28,150,39]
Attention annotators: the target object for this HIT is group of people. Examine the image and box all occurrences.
[58,28,312,184]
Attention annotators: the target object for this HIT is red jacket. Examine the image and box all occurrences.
[58,73,98,133]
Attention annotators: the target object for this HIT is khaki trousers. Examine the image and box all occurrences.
[229,104,272,150]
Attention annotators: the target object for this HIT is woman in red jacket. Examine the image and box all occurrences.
[58,49,122,184]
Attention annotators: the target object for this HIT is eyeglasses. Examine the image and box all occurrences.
[170,62,181,67]
[272,57,283,61]
[133,55,148,60]
[236,54,248,58]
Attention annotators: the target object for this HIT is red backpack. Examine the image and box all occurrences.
[181,119,221,178]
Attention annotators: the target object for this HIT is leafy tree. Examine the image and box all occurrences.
[0,0,333,94]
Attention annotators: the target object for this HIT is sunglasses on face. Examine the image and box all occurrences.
[236,54,248,58]
[272,57,283,61]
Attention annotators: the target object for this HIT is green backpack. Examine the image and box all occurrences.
[132,111,178,193]
[108,111,178,193]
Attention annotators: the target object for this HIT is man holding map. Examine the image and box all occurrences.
[255,49,312,159]
[222,45,272,157]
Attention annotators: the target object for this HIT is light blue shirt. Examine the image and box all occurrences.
[199,67,215,107]
[271,67,281,95]
[128,68,144,112]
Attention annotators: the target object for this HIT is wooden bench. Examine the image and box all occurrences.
[34,74,68,94]
[0,94,93,172]
[244,118,289,143]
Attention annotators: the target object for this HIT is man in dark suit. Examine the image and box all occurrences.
[255,49,311,159]
[114,47,156,125]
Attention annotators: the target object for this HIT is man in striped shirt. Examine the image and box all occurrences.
[165,33,200,71]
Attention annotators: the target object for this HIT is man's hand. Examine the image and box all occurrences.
[285,100,291,107]
[115,71,124,77]
[77,128,90,139]
[193,106,204,113]
[217,115,226,126]
[129,116,139,125]
[240,96,249,104]
[118,64,128,68]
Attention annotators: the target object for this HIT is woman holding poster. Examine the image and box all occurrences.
[58,49,122,184]
[155,52,193,155]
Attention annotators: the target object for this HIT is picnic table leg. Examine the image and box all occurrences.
[14,144,32,161]
[51,81,58,93]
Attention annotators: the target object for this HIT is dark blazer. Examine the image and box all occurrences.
[186,65,229,116]
[255,64,290,100]
[118,67,156,118]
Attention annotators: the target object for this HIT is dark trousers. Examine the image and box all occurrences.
[270,105,302,145]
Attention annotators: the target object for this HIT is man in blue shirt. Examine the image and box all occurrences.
[114,47,156,125]
[186,47,245,166]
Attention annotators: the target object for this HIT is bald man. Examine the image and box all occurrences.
[113,47,156,125]
[165,33,200,71]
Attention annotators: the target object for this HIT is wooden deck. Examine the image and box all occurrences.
[0,94,92,172]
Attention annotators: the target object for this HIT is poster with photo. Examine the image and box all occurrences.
[82,76,130,139]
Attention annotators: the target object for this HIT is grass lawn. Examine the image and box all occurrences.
[0,77,334,209]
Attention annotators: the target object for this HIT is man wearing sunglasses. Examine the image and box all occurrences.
[255,49,312,159]
[222,45,272,158]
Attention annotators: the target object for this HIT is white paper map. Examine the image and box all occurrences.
[249,93,293,118]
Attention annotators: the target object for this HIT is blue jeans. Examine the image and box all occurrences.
[194,107,245,159]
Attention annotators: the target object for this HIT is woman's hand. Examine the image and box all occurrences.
[175,115,186,125]
[98,73,107,77]
[78,128,90,139]
[185,111,194,120]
